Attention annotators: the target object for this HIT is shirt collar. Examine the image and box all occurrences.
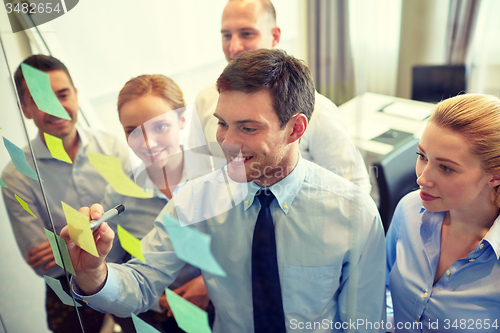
[419,204,500,260]
[243,154,305,214]
[482,213,500,260]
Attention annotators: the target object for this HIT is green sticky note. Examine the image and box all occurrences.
[44,275,82,307]
[88,152,152,199]
[21,63,71,120]
[131,313,161,333]
[117,225,145,263]
[3,137,39,181]
[163,215,226,277]
[0,178,7,188]
[44,228,76,276]
[15,194,37,217]
[43,133,72,164]
[62,201,99,257]
[166,289,212,333]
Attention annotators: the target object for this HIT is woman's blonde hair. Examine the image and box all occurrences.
[117,74,185,117]
[429,93,500,207]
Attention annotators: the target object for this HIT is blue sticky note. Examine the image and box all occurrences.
[131,313,161,333]
[43,275,81,307]
[0,177,7,188]
[162,215,226,277]
[3,137,39,181]
[21,63,71,120]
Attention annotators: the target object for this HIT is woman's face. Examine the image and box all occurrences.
[416,122,495,213]
[120,94,185,165]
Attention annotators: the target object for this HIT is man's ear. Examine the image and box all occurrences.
[287,113,307,144]
[489,174,500,188]
[271,26,281,47]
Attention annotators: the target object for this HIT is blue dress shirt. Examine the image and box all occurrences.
[386,190,500,332]
[73,156,386,333]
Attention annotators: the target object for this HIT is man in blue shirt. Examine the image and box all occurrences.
[63,49,385,333]
[191,0,371,193]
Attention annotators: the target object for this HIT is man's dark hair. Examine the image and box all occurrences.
[14,54,74,105]
[216,48,315,128]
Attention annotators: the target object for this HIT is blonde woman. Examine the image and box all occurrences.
[386,94,500,332]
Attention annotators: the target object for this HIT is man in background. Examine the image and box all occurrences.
[2,55,131,333]
[191,0,371,192]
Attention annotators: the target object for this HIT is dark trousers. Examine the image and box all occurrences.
[46,276,105,333]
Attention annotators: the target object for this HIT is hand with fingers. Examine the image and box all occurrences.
[59,203,115,295]
[27,241,57,271]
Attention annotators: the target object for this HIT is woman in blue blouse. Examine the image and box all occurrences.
[386,94,500,332]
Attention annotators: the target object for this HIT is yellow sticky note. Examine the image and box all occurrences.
[43,133,72,164]
[87,153,152,199]
[15,194,37,217]
[117,225,145,263]
[62,201,99,257]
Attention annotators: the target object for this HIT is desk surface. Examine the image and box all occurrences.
[337,92,435,155]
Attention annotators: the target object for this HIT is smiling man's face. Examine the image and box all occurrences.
[215,89,295,186]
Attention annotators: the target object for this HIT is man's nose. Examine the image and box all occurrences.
[229,36,245,58]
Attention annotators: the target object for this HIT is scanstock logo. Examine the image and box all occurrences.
[4,0,79,33]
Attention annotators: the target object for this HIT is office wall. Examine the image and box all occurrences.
[396,0,449,99]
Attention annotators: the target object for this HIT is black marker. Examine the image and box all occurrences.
[89,204,125,230]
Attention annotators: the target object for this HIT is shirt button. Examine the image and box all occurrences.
[446,270,451,276]
[245,200,249,205]
[469,258,475,262]
[479,243,484,249]
[423,292,428,298]
[283,204,288,210]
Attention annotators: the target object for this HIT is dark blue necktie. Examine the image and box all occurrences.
[252,189,286,333]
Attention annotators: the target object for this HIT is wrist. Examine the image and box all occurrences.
[76,262,108,295]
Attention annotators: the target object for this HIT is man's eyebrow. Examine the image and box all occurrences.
[213,114,263,125]
[235,120,262,125]
[55,88,70,94]
[221,28,257,33]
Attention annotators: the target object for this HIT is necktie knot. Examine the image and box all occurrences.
[256,189,275,208]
